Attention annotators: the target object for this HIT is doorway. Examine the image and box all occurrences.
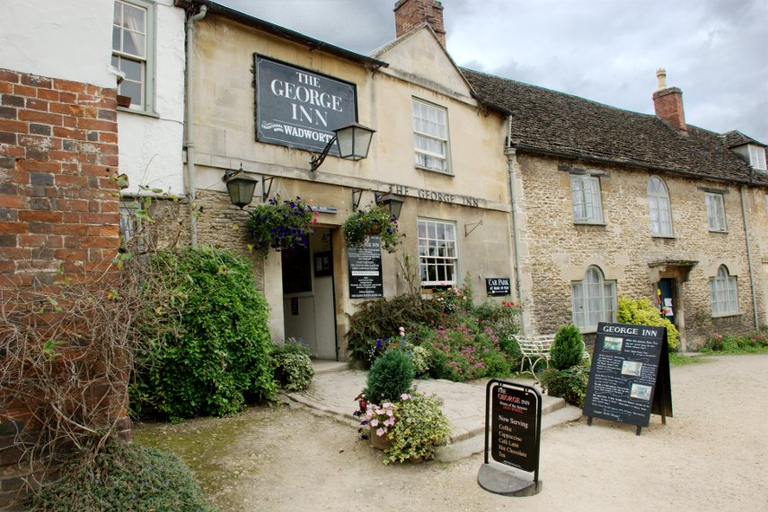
[282,228,338,360]
[656,278,676,326]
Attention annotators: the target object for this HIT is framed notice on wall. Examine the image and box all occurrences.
[582,322,673,435]
[348,236,383,299]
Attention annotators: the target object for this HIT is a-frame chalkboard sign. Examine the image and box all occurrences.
[582,322,673,435]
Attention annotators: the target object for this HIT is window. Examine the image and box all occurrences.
[647,176,673,236]
[710,265,738,316]
[705,192,727,232]
[748,144,767,171]
[112,0,153,111]
[418,219,457,286]
[570,174,604,224]
[572,266,616,331]
[412,99,449,173]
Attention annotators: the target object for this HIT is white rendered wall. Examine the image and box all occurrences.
[0,0,115,88]
[118,0,187,196]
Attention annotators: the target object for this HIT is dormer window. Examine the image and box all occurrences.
[747,144,767,171]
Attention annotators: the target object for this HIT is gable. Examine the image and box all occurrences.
[374,26,473,101]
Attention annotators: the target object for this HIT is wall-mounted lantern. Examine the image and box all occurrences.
[376,192,405,220]
[222,164,258,209]
[310,122,376,172]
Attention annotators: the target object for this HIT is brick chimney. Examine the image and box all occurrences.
[653,68,687,135]
[394,0,446,47]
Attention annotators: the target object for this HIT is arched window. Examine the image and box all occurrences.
[648,176,673,236]
[710,265,738,316]
[572,266,616,330]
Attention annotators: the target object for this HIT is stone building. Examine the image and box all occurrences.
[463,67,768,348]
[173,0,516,360]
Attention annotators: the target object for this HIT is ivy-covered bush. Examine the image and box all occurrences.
[550,324,584,370]
[31,440,219,512]
[132,247,276,421]
[618,296,680,351]
[364,349,415,405]
[346,294,444,367]
[271,338,314,392]
[540,366,590,407]
[384,393,451,464]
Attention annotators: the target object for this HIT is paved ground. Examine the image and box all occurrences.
[134,354,768,512]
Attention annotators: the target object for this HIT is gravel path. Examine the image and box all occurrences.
[134,354,768,512]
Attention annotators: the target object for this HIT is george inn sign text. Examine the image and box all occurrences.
[387,183,482,208]
[255,55,357,154]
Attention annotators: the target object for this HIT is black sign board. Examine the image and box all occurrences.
[348,236,383,299]
[255,55,357,154]
[478,379,542,496]
[486,278,511,297]
[583,322,673,435]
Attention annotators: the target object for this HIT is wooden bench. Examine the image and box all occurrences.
[512,334,591,378]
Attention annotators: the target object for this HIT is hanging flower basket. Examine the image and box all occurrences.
[246,195,317,254]
[342,204,402,253]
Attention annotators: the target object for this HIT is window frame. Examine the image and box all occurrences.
[571,266,617,332]
[417,218,459,287]
[570,174,604,224]
[748,144,767,171]
[704,192,727,232]
[710,265,739,316]
[647,176,673,237]
[412,98,451,174]
[112,0,156,113]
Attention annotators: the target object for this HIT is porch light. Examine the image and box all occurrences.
[310,122,376,172]
[376,192,405,220]
[222,164,258,209]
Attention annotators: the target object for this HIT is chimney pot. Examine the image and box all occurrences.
[655,68,667,90]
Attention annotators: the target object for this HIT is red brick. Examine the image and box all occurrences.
[1,146,24,158]
[0,119,28,134]
[20,160,60,173]
[53,79,86,94]
[61,116,76,128]
[53,126,86,140]
[0,260,14,273]
[0,221,28,234]
[50,102,82,117]
[13,84,36,97]
[54,175,88,188]
[80,213,115,224]
[26,99,49,112]
[55,199,89,212]
[17,234,48,247]
[0,70,20,83]
[82,165,111,177]
[37,88,59,101]
[99,132,118,144]
[61,212,80,224]
[101,225,120,237]
[21,74,52,89]
[18,210,62,223]
[76,118,116,132]
[19,110,62,126]
[0,82,13,94]
[47,150,79,162]
[54,223,88,236]
[100,155,118,167]
[62,235,83,249]
[0,195,24,208]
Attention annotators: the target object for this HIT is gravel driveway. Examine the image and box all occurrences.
[134,353,768,512]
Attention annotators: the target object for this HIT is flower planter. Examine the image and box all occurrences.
[369,429,392,451]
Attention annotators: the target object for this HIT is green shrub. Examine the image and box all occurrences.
[473,299,523,369]
[31,440,220,512]
[540,366,590,407]
[704,330,768,353]
[346,294,444,367]
[550,324,584,371]
[385,393,451,464]
[617,296,680,351]
[423,322,512,382]
[271,338,314,392]
[410,345,431,377]
[364,349,415,404]
[132,247,277,422]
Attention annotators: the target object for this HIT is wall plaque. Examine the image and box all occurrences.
[348,236,383,299]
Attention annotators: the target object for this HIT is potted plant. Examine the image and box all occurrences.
[342,204,401,252]
[384,392,451,464]
[246,195,317,254]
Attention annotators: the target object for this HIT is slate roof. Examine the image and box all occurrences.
[461,68,768,187]
[722,130,766,148]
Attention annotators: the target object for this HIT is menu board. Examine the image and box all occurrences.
[583,322,672,430]
[490,383,540,472]
[347,235,383,299]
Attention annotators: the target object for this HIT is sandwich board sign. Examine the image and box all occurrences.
[582,322,673,435]
[478,379,542,496]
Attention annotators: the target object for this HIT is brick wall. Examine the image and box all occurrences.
[0,67,123,508]
[394,0,446,46]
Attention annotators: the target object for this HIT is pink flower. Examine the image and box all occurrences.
[370,418,379,427]
[376,428,386,437]
[400,393,412,400]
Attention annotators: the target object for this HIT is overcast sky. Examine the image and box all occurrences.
[219,0,767,143]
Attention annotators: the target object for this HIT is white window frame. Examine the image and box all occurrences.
[705,192,727,232]
[647,176,673,237]
[570,174,604,224]
[418,218,458,287]
[112,0,155,113]
[572,266,616,331]
[710,265,739,316]
[748,144,767,171]
[412,98,450,174]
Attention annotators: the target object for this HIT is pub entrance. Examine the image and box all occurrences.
[281,228,338,360]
